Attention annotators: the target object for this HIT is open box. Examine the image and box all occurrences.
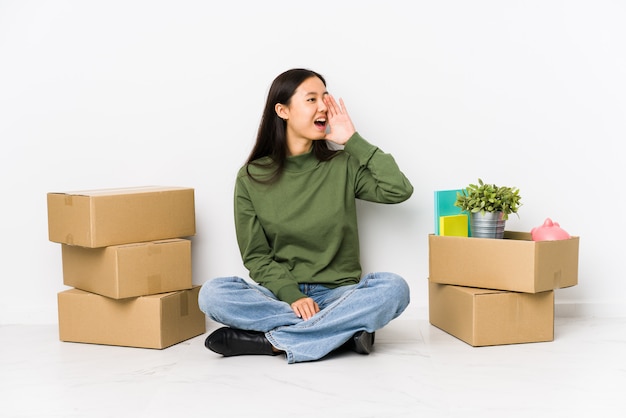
[429,231,579,293]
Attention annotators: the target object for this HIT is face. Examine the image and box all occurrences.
[276,76,328,145]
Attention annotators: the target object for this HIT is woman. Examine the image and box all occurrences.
[198,68,413,364]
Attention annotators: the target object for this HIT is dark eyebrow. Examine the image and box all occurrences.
[305,91,329,96]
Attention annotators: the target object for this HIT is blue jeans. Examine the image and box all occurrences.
[198,272,410,364]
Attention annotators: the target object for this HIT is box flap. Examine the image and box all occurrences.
[50,186,193,197]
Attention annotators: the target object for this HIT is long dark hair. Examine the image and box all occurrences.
[246,68,338,183]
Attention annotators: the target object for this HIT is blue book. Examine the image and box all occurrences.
[434,189,470,236]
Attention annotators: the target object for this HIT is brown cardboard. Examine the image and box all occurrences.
[428,281,554,346]
[62,239,192,299]
[428,231,579,293]
[58,286,206,349]
[47,186,196,248]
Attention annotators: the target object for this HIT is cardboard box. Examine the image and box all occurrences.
[62,239,192,299]
[428,281,554,346]
[47,186,195,248]
[428,231,579,293]
[58,286,206,349]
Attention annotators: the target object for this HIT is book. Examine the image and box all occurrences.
[439,214,469,236]
[434,189,470,235]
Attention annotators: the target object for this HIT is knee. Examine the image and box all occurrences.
[375,272,411,308]
[393,274,411,302]
[198,279,216,315]
[198,276,241,316]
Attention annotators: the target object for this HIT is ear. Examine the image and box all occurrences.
[275,103,288,120]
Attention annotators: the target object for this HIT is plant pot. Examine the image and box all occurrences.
[470,211,506,239]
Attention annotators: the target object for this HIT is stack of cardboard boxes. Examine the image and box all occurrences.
[47,186,206,349]
[428,231,580,346]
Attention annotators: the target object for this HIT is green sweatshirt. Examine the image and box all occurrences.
[234,133,413,304]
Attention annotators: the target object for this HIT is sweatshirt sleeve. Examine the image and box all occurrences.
[343,132,414,203]
[233,173,306,304]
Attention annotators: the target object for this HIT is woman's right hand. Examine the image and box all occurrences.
[323,95,356,146]
[291,297,320,320]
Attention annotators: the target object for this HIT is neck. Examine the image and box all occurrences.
[287,137,313,156]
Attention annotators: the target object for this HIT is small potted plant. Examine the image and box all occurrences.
[454,178,522,238]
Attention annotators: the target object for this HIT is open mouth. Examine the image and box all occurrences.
[314,118,327,129]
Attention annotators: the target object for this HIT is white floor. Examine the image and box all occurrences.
[1,316,625,418]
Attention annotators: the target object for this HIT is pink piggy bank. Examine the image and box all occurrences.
[531,218,571,241]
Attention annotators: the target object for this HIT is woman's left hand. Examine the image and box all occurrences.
[323,94,356,145]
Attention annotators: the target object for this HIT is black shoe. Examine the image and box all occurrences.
[204,327,281,357]
[341,331,375,354]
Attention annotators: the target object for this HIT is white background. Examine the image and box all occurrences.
[1,0,624,324]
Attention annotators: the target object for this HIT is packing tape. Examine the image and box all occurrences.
[147,274,162,294]
[148,244,162,255]
[64,195,73,205]
[65,234,74,245]
[516,296,522,322]
[553,270,562,288]
[180,291,189,317]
